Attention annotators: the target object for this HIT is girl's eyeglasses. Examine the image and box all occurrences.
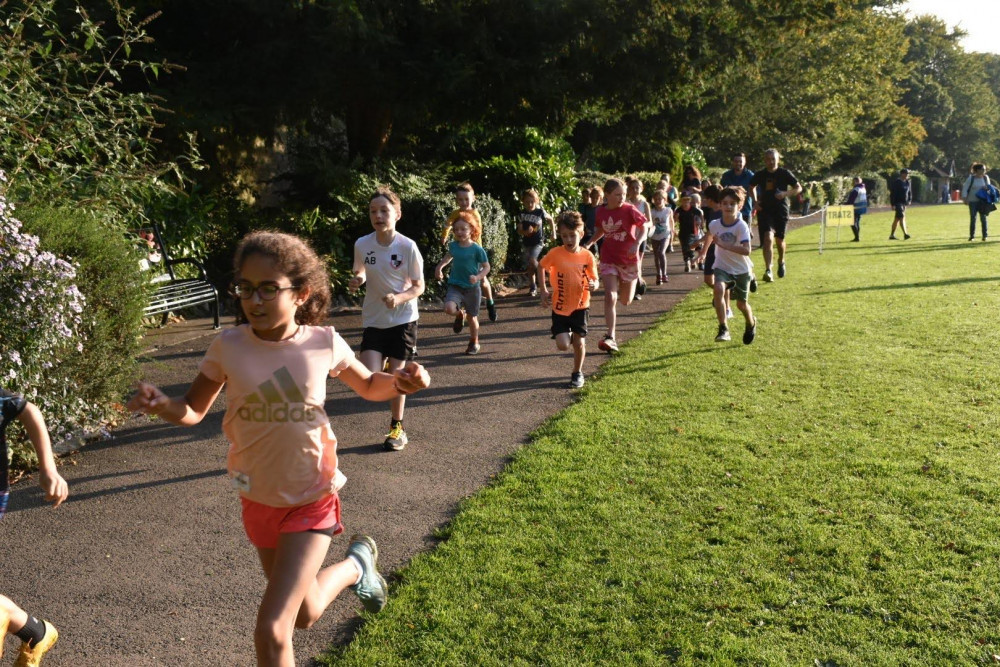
[231,282,297,301]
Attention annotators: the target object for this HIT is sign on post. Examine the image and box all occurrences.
[819,205,854,253]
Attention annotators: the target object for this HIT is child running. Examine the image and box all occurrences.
[435,213,491,355]
[700,185,732,320]
[625,177,653,297]
[126,230,430,666]
[649,189,673,284]
[1,388,68,666]
[584,177,648,353]
[676,194,705,272]
[697,186,757,345]
[349,187,426,451]
[516,189,555,297]
[538,211,599,388]
[440,182,498,321]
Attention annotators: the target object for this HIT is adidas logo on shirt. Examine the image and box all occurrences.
[236,366,319,423]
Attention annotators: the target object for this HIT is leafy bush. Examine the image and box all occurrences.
[821,176,850,206]
[907,172,933,203]
[0,179,90,465]
[15,203,149,458]
[858,171,890,206]
[398,193,508,295]
[704,167,727,184]
[575,170,614,192]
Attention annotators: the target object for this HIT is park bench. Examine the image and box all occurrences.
[135,223,221,329]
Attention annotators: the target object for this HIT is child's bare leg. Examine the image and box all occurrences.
[737,299,754,325]
[385,357,406,421]
[725,288,732,314]
[618,278,637,306]
[482,276,493,301]
[703,271,714,288]
[443,301,460,316]
[572,333,586,373]
[0,595,29,636]
[468,316,479,344]
[254,533,337,666]
[603,274,620,338]
[554,332,571,352]
[713,283,728,324]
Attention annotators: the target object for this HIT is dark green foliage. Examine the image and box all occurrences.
[820,177,850,206]
[575,171,615,192]
[398,193,508,294]
[16,205,149,428]
[859,171,890,206]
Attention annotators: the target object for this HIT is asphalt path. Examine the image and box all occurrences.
[0,248,733,665]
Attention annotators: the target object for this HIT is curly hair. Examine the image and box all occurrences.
[232,230,331,326]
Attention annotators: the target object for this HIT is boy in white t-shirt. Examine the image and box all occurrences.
[349,186,426,451]
[697,186,757,345]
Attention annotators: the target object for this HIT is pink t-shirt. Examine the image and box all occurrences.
[596,202,647,266]
[199,325,354,508]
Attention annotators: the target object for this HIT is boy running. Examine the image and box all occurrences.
[538,211,598,388]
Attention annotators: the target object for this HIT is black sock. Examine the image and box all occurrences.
[391,419,402,429]
[15,615,46,647]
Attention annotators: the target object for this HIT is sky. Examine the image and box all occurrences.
[903,0,1000,54]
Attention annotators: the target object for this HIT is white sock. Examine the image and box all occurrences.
[348,555,364,585]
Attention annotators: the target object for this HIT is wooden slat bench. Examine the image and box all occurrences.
[135,223,221,329]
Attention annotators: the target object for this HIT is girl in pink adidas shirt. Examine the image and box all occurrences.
[127,231,429,666]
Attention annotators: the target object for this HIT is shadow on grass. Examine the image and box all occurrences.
[809,275,1000,295]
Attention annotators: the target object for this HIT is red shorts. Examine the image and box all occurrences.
[240,493,343,549]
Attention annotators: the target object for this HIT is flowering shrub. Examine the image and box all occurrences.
[0,172,92,458]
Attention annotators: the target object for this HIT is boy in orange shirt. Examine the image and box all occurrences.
[537,211,598,388]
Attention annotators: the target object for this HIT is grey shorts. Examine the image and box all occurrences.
[522,244,543,266]
[713,268,752,302]
[445,283,482,317]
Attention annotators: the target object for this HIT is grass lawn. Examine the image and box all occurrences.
[324,204,1000,665]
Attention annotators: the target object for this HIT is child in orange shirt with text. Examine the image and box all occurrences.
[538,211,598,388]
[126,231,430,667]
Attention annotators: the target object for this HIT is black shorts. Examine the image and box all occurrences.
[551,309,589,338]
[703,244,716,275]
[894,204,906,217]
[360,321,418,361]
[757,210,789,239]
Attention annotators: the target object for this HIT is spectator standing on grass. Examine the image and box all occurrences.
[720,152,755,238]
[127,230,430,666]
[538,211,599,388]
[846,177,868,242]
[435,214,490,355]
[1,388,69,666]
[441,182,497,321]
[889,168,912,240]
[962,163,992,242]
[583,177,647,354]
[349,187,426,452]
[749,148,801,281]
[697,186,757,345]
[516,188,555,297]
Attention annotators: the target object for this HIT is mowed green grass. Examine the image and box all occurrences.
[324,204,1000,666]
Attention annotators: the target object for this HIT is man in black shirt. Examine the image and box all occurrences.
[748,148,801,281]
[889,168,912,240]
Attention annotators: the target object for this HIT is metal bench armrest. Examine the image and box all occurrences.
[165,257,210,281]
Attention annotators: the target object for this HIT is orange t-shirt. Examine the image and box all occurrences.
[538,246,598,315]
[199,325,354,507]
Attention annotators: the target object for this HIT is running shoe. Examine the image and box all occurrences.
[487,301,498,322]
[778,262,786,278]
[452,311,465,333]
[597,334,619,353]
[904,234,911,240]
[715,325,731,342]
[529,287,538,298]
[726,308,733,320]
[14,621,58,667]
[763,268,774,282]
[743,318,757,345]
[635,279,646,296]
[346,535,388,613]
[383,424,407,451]
[465,341,480,355]
[749,276,758,293]
[569,372,585,388]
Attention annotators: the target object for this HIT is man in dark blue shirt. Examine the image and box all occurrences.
[889,168,912,240]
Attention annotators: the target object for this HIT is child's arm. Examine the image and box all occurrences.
[713,236,751,256]
[337,357,430,401]
[435,253,453,281]
[470,260,490,285]
[17,402,68,507]
[537,264,550,305]
[348,243,365,293]
[546,212,556,240]
[126,374,225,427]
[696,232,715,263]
[584,227,605,249]
[383,278,425,309]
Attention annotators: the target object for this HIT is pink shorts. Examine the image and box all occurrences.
[599,262,640,283]
[241,493,343,549]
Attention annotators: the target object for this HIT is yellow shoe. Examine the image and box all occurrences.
[14,621,58,667]
[0,607,9,659]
